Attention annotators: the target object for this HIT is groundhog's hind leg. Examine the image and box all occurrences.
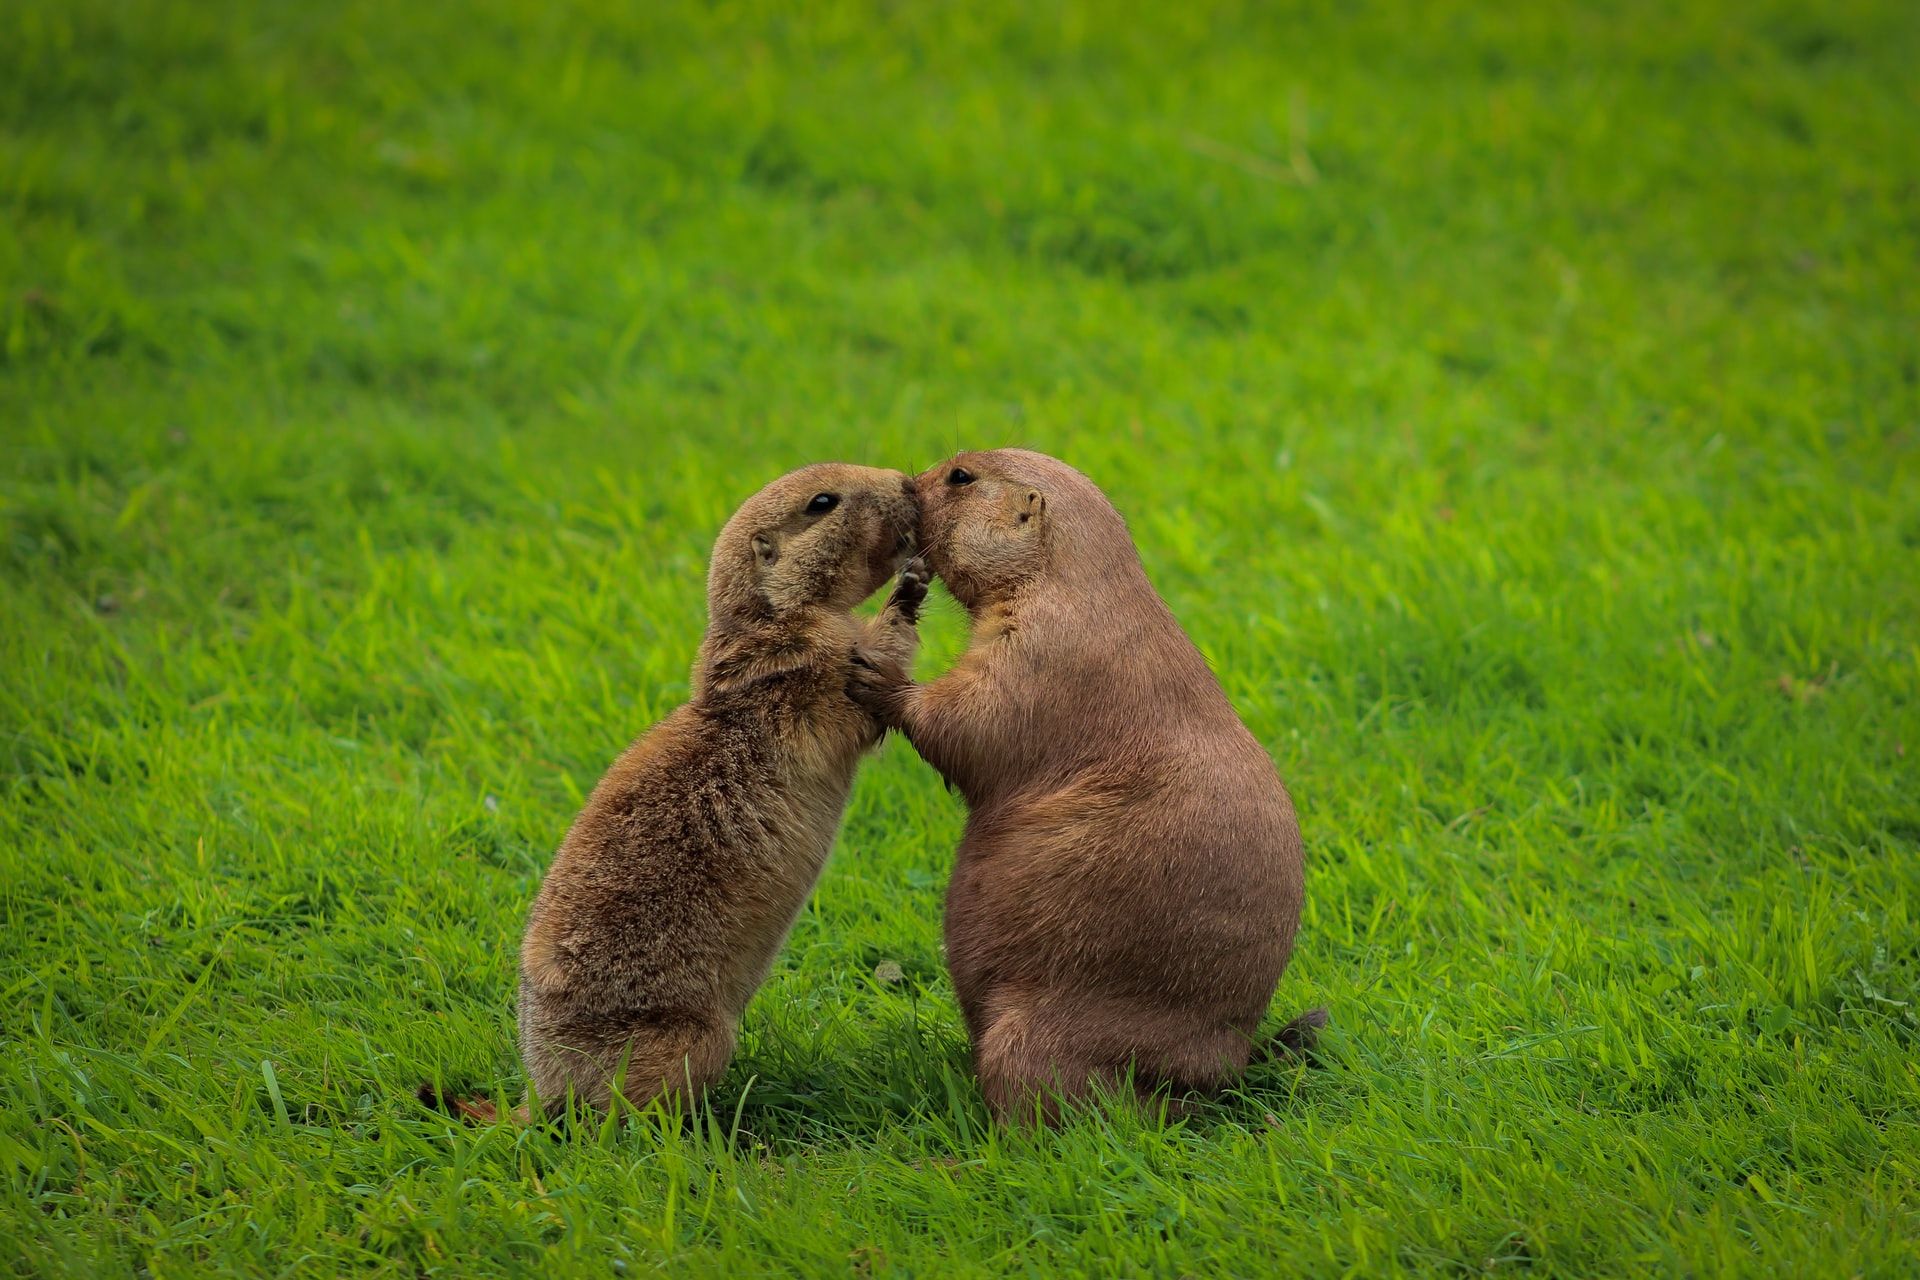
[527,1020,737,1117]
[975,1002,1259,1125]
[617,1021,738,1113]
[974,1011,1113,1126]
[1137,1022,1259,1096]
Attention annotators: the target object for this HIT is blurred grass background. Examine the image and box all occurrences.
[3,0,1918,1274]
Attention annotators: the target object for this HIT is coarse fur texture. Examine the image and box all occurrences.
[851,448,1311,1123]
[12,2,1920,1270]
[511,463,924,1117]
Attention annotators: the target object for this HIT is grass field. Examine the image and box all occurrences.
[4,0,1919,1274]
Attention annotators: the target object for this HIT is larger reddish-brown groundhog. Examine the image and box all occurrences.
[850,448,1315,1123]
[509,462,924,1116]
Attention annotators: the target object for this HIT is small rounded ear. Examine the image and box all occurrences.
[752,534,778,564]
[1018,490,1046,525]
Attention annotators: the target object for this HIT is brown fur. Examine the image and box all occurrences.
[850,449,1310,1124]
[509,463,924,1117]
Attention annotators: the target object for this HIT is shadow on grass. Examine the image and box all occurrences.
[417,1006,1343,1154]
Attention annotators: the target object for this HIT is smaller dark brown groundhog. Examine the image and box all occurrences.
[441,463,924,1121]
[850,448,1319,1124]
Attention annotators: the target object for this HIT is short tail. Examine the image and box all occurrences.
[416,1082,512,1124]
[1263,1006,1328,1062]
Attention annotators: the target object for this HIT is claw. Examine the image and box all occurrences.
[890,557,930,618]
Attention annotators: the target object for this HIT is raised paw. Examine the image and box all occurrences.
[888,557,929,621]
[847,646,909,724]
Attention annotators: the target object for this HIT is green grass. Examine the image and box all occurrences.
[4,0,1918,1273]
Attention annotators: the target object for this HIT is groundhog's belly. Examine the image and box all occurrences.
[946,767,1301,1018]
[521,748,858,1034]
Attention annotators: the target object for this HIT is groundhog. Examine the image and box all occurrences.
[499,463,924,1117]
[849,448,1316,1123]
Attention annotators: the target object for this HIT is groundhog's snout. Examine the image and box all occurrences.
[883,470,922,554]
[899,472,921,537]
[909,467,944,515]
[911,466,959,538]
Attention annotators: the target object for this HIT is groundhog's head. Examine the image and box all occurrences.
[915,448,1132,610]
[709,463,919,623]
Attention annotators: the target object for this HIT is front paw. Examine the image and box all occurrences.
[847,647,909,725]
[887,557,929,622]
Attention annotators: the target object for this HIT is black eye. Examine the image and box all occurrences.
[806,492,839,515]
[948,467,975,486]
